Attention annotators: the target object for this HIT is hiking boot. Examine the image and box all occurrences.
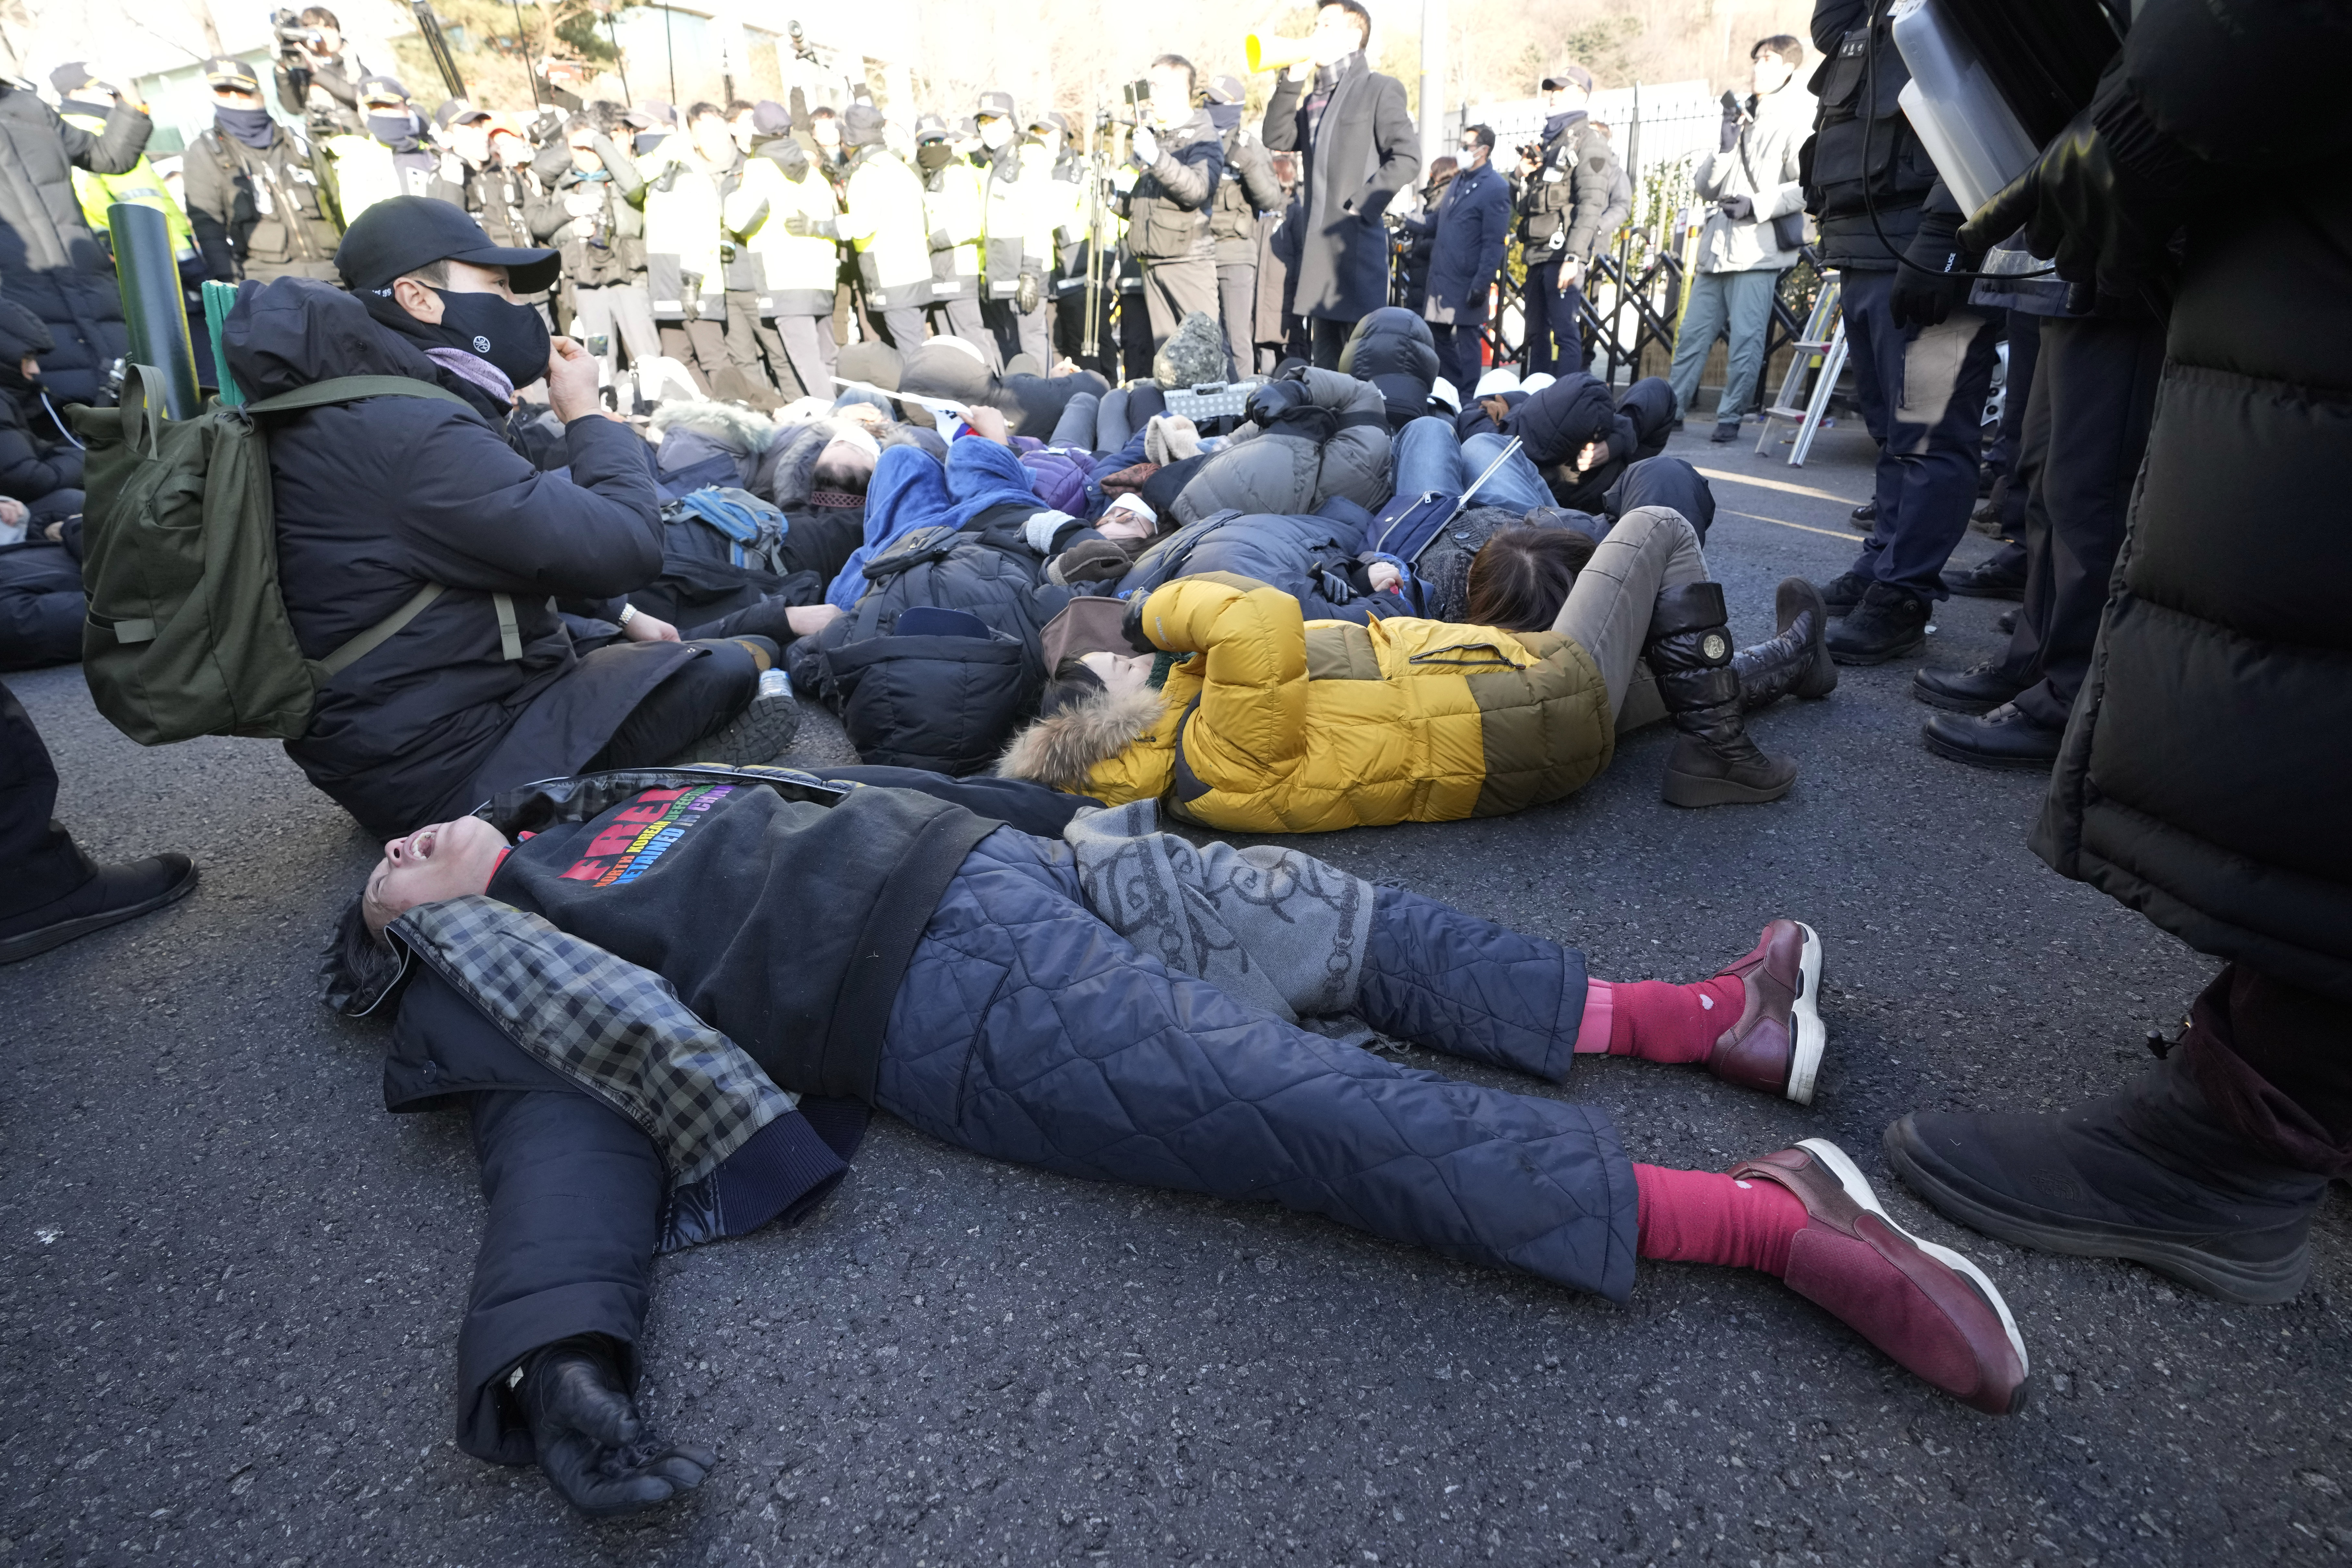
[1647,582,1798,809]
[1945,551,2026,601]
[1912,658,2027,715]
[1733,1139,2030,1415]
[1817,570,1873,618]
[1883,1056,2326,1304]
[1705,919,1826,1104]
[1826,582,1930,665]
[0,854,200,964]
[670,673,801,767]
[1734,578,1838,712]
[1922,702,2061,770]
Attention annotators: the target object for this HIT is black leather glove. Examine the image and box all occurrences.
[1015,272,1042,314]
[1957,64,2200,311]
[519,1336,715,1519]
[1717,194,1754,222]
[1889,205,1974,330]
[1244,377,1310,426]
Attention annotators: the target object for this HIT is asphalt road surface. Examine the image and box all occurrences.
[4,422,2348,1568]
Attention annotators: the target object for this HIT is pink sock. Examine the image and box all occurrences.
[1633,1164,1809,1276]
[1571,976,1746,1062]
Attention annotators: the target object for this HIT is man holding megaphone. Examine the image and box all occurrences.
[1260,0,1420,367]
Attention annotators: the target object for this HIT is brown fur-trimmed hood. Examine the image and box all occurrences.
[995,684,1169,792]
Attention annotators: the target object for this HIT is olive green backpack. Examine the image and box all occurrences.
[72,367,480,745]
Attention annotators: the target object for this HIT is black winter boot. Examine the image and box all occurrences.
[1734,577,1838,713]
[1884,1053,2327,1305]
[1648,582,1799,808]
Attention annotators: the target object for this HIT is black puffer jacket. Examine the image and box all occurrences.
[1802,0,1940,269]
[0,299,80,500]
[1115,498,1397,625]
[0,86,149,407]
[1338,307,1440,430]
[2032,0,2352,1002]
[790,502,1089,774]
[1459,373,1678,512]
[223,278,681,836]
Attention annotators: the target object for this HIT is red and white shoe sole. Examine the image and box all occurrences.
[1796,1136,2030,1381]
[1784,921,1825,1105]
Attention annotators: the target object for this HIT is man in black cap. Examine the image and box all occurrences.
[183,56,343,285]
[1203,74,1282,383]
[1515,63,1624,377]
[215,197,797,837]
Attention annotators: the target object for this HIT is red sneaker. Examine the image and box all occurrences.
[1705,919,1826,1104]
[1732,1138,2030,1415]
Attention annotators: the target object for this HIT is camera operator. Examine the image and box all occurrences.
[222,198,796,836]
[1515,63,1623,377]
[272,6,363,135]
[183,57,342,285]
[1203,75,1281,381]
[1263,0,1420,368]
[1665,36,1813,443]
[1118,57,1225,370]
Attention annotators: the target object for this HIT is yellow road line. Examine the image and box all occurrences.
[1715,507,1857,541]
[1695,466,1863,506]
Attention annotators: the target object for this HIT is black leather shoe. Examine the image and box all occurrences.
[1817,570,1873,618]
[1885,1056,2326,1305]
[0,855,199,964]
[1945,554,2026,601]
[1921,702,2061,769]
[1710,419,1740,443]
[1825,582,1929,665]
[1996,609,2017,635]
[1912,659,2028,714]
[1850,500,1876,530]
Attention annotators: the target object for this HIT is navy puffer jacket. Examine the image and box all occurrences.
[1115,497,1397,625]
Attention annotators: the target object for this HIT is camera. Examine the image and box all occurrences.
[1121,80,1151,109]
[271,8,324,55]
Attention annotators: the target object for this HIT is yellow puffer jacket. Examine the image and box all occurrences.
[997,574,1616,833]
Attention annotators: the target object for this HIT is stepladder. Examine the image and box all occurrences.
[1755,273,1846,467]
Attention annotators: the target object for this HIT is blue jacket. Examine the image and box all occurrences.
[824,436,1045,610]
[1422,160,1510,326]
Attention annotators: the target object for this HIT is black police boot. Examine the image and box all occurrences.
[1885,1054,2327,1305]
[0,855,199,964]
[1921,701,2063,769]
[1734,577,1838,712]
[1817,570,1874,618]
[1826,581,1931,665]
[1912,657,2028,714]
[1945,548,2027,601]
[1649,582,1799,808]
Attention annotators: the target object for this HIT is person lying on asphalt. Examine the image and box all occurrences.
[995,506,1830,824]
[322,764,2029,1519]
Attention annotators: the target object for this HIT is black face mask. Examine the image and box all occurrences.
[916,142,953,171]
[430,289,551,388]
[367,111,420,152]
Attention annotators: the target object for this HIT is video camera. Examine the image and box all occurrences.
[271,8,326,56]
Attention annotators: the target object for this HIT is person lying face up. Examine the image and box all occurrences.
[332,765,2032,1519]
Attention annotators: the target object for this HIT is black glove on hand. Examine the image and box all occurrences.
[1889,206,1974,330]
[1957,63,2199,311]
[1718,91,1742,154]
[1717,194,1754,222]
[1015,272,1043,314]
[1244,377,1310,427]
[520,1336,715,1520]
[1050,538,1132,586]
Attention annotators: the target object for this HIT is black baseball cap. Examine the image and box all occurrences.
[356,74,411,104]
[49,61,94,93]
[1541,64,1595,93]
[337,195,561,293]
[434,97,491,130]
[203,56,262,91]
[1029,110,1071,137]
[1206,74,1245,106]
[913,112,949,142]
[975,90,1015,120]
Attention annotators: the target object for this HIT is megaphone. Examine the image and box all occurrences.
[1244,31,1318,75]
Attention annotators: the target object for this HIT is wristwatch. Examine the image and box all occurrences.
[617,603,639,626]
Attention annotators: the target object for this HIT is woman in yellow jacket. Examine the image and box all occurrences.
[997,506,1831,830]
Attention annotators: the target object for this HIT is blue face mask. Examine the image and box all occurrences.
[215,104,277,148]
[367,110,420,152]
